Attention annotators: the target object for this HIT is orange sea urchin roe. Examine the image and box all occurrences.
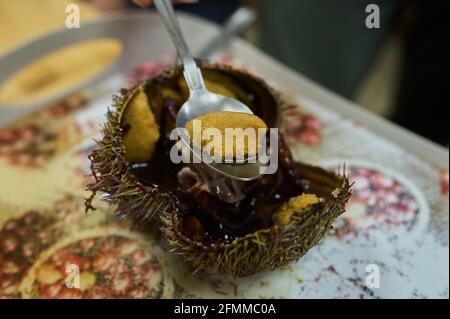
[121,89,160,163]
[273,194,320,226]
[185,111,267,160]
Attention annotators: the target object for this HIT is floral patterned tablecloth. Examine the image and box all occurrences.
[0,57,448,299]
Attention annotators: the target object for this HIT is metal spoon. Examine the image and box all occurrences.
[154,0,264,181]
[198,6,257,59]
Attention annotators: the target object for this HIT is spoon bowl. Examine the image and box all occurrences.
[175,88,254,129]
[175,88,264,182]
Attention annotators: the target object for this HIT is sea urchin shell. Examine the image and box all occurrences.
[86,62,351,277]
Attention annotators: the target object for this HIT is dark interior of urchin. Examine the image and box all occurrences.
[128,68,316,244]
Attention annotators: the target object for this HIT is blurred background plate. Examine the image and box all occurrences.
[0,11,224,126]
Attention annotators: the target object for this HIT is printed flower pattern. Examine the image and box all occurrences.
[330,165,422,243]
[127,54,175,83]
[441,171,449,196]
[0,95,87,169]
[32,236,164,299]
[37,95,87,119]
[0,212,60,297]
[283,107,323,146]
[0,125,56,168]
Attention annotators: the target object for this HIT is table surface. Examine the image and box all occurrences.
[0,12,448,299]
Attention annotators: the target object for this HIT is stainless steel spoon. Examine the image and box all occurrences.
[154,0,264,181]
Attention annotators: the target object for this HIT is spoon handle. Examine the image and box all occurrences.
[154,0,205,91]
